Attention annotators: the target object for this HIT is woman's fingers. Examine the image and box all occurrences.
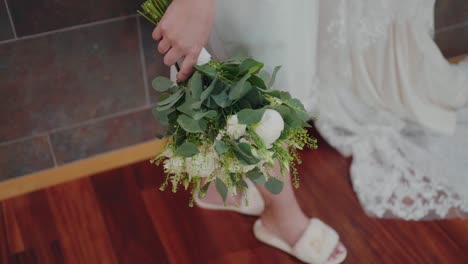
[152,26,162,41]
[157,38,171,54]
[177,54,197,81]
[163,48,182,66]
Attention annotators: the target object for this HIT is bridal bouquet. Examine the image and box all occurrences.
[140,0,317,204]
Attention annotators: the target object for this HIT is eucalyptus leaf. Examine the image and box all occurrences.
[211,90,232,108]
[229,74,252,100]
[189,72,203,100]
[215,178,228,202]
[174,130,187,147]
[239,58,264,75]
[177,96,196,118]
[152,76,174,92]
[152,107,175,125]
[198,181,211,198]
[200,75,219,102]
[265,177,284,194]
[175,142,199,157]
[205,96,220,109]
[194,64,217,79]
[247,169,266,184]
[286,98,309,121]
[233,142,260,165]
[221,63,240,76]
[272,105,291,120]
[177,114,207,133]
[158,89,182,106]
[268,66,282,88]
[249,75,267,89]
[215,140,230,154]
[193,110,217,120]
[236,99,252,110]
[245,89,263,108]
[191,101,203,109]
[156,92,183,112]
[258,71,271,84]
[237,108,265,125]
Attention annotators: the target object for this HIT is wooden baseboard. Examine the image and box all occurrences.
[0,138,167,201]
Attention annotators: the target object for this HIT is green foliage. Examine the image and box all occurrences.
[215,178,228,202]
[247,168,266,184]
[175,142,199,157]
[215,140,230,154]
[237,108,265,125]
[152,76,174,92]
[265,177,284,194]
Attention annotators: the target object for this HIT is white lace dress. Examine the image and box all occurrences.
[209,0,468,220]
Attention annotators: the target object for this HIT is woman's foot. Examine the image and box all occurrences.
[260,208,346,263]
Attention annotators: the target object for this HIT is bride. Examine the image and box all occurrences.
[151,0,468,263]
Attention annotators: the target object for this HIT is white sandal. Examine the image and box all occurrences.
[253,218,347,264]
[194,179,265,216]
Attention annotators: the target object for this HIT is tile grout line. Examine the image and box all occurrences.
[435,21,468,34]
[0,104,155,148]
[0,14,138,46]
[3,0,17,39]
[137,16,151,106]
[46,134,59,167]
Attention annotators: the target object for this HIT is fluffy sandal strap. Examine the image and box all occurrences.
[292,218,339,264]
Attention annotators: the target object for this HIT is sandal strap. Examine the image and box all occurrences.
[292,218,339,264]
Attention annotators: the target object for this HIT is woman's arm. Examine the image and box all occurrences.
[152,0,215,81]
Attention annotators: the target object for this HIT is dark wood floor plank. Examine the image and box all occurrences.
[438,219,468,254]
[10,250,37,264]
[2,203,26,254]
[206,246,299,264]
[91,166,168,264]
[46,179,118,264]
[0,204,10,264]
[142,187,263,263]
[3,192,59,263]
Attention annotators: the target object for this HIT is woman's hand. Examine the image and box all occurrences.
[153,0,215,81]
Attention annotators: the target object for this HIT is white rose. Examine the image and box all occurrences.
[226,115,247,140]
[254,109,284,148]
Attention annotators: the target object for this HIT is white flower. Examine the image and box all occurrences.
[216,130,226,141]
[161,148,174,158]
[185,149,219,178]
[254,109,284,148]
[197,48,212,65]
[226,115,246,140]
[163,157,184,174]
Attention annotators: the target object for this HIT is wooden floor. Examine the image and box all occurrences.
[1,130,468,264]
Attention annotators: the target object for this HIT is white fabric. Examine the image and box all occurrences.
[209,0,468,220]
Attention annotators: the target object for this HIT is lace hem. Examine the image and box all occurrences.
[317,121,468,220]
